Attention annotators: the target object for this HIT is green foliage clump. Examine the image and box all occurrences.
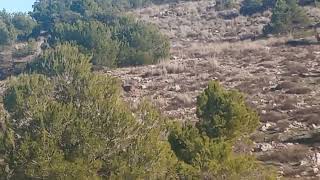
[240,0,276,15]
[31,0,170,67]
[298,0,320,6]
[52,20,120,67]
[0,11,16,45]
[27,43,92,77]
[0,10,37,46]
[50,17,169,67]
[196,81,259,139]
[1,44,177,179]
[263,0,277,8]
[169,125,275,179]
[263,0,310,35]
[215,0,237,11]
[168,81,275,179]
[12,13,37,40]
[240,0,264,15]
[0,20,12,45]
[113,18,170,66]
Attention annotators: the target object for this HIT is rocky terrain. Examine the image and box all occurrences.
[107,1,320,178]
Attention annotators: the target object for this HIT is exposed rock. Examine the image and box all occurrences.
[256,143,273,152]
[260,111,287,123]
[261,122,276,132]
[311,153,320,166]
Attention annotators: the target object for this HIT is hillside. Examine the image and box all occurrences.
[106,0,320,178]
[0,0,320,179]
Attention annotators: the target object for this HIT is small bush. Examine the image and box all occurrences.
[263,0,310,35]
[12,41,36,58]
[258,145,309,163]
[0,19,15,45]
[240,0,264,15]
[240,0,276,16]
[169,124,276,179]
[196,81,259,139]
[167,81,276,178]
[27,43,92,77]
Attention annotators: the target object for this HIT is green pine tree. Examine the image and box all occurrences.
[0,44,177,179]
[196,81,259,139]
[264,0,309,34]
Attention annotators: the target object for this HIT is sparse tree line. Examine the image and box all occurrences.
[0,11,37,46]
[1,0,317,55]
[217,0,318,35]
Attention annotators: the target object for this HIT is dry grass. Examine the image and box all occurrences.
[174,94,193,107]
[160,62,186,74]
[284,61,309,75]
[260,111,288,123]
[274,81,299,90]
[143,66,167,77]
[258,145,310,163]
[235,77,271,94]
[208,57,219,73]
[285,87,312,95]
[165,93,193,111]
[185,37,291,58]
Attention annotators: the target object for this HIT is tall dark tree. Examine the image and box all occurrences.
[12,13,37,40]
[264,0,309,34]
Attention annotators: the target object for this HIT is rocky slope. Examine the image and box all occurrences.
[107,1,320,178]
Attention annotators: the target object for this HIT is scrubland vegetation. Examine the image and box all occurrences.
[0,43,275,179]
[0,0,319,179]
[0,11,36,46]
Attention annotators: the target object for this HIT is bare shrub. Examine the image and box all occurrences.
[260,111,287,123]
[143,66,167,77]
[208,57,219,73]
[274,81,298,90]
[284,61,308,74]
[236,77,271,94]
[174,94,193,107]
[251,131,267,143]
[161,62,186,74]
[258,145,310,163]
[154,97,167,108]
[286,87,312,95]
[165,94,193,111]
[276,120,291,132]
[282,165,307,177]
[279,100,297,110]
[185,37,292,58]
[302,113,320,125]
